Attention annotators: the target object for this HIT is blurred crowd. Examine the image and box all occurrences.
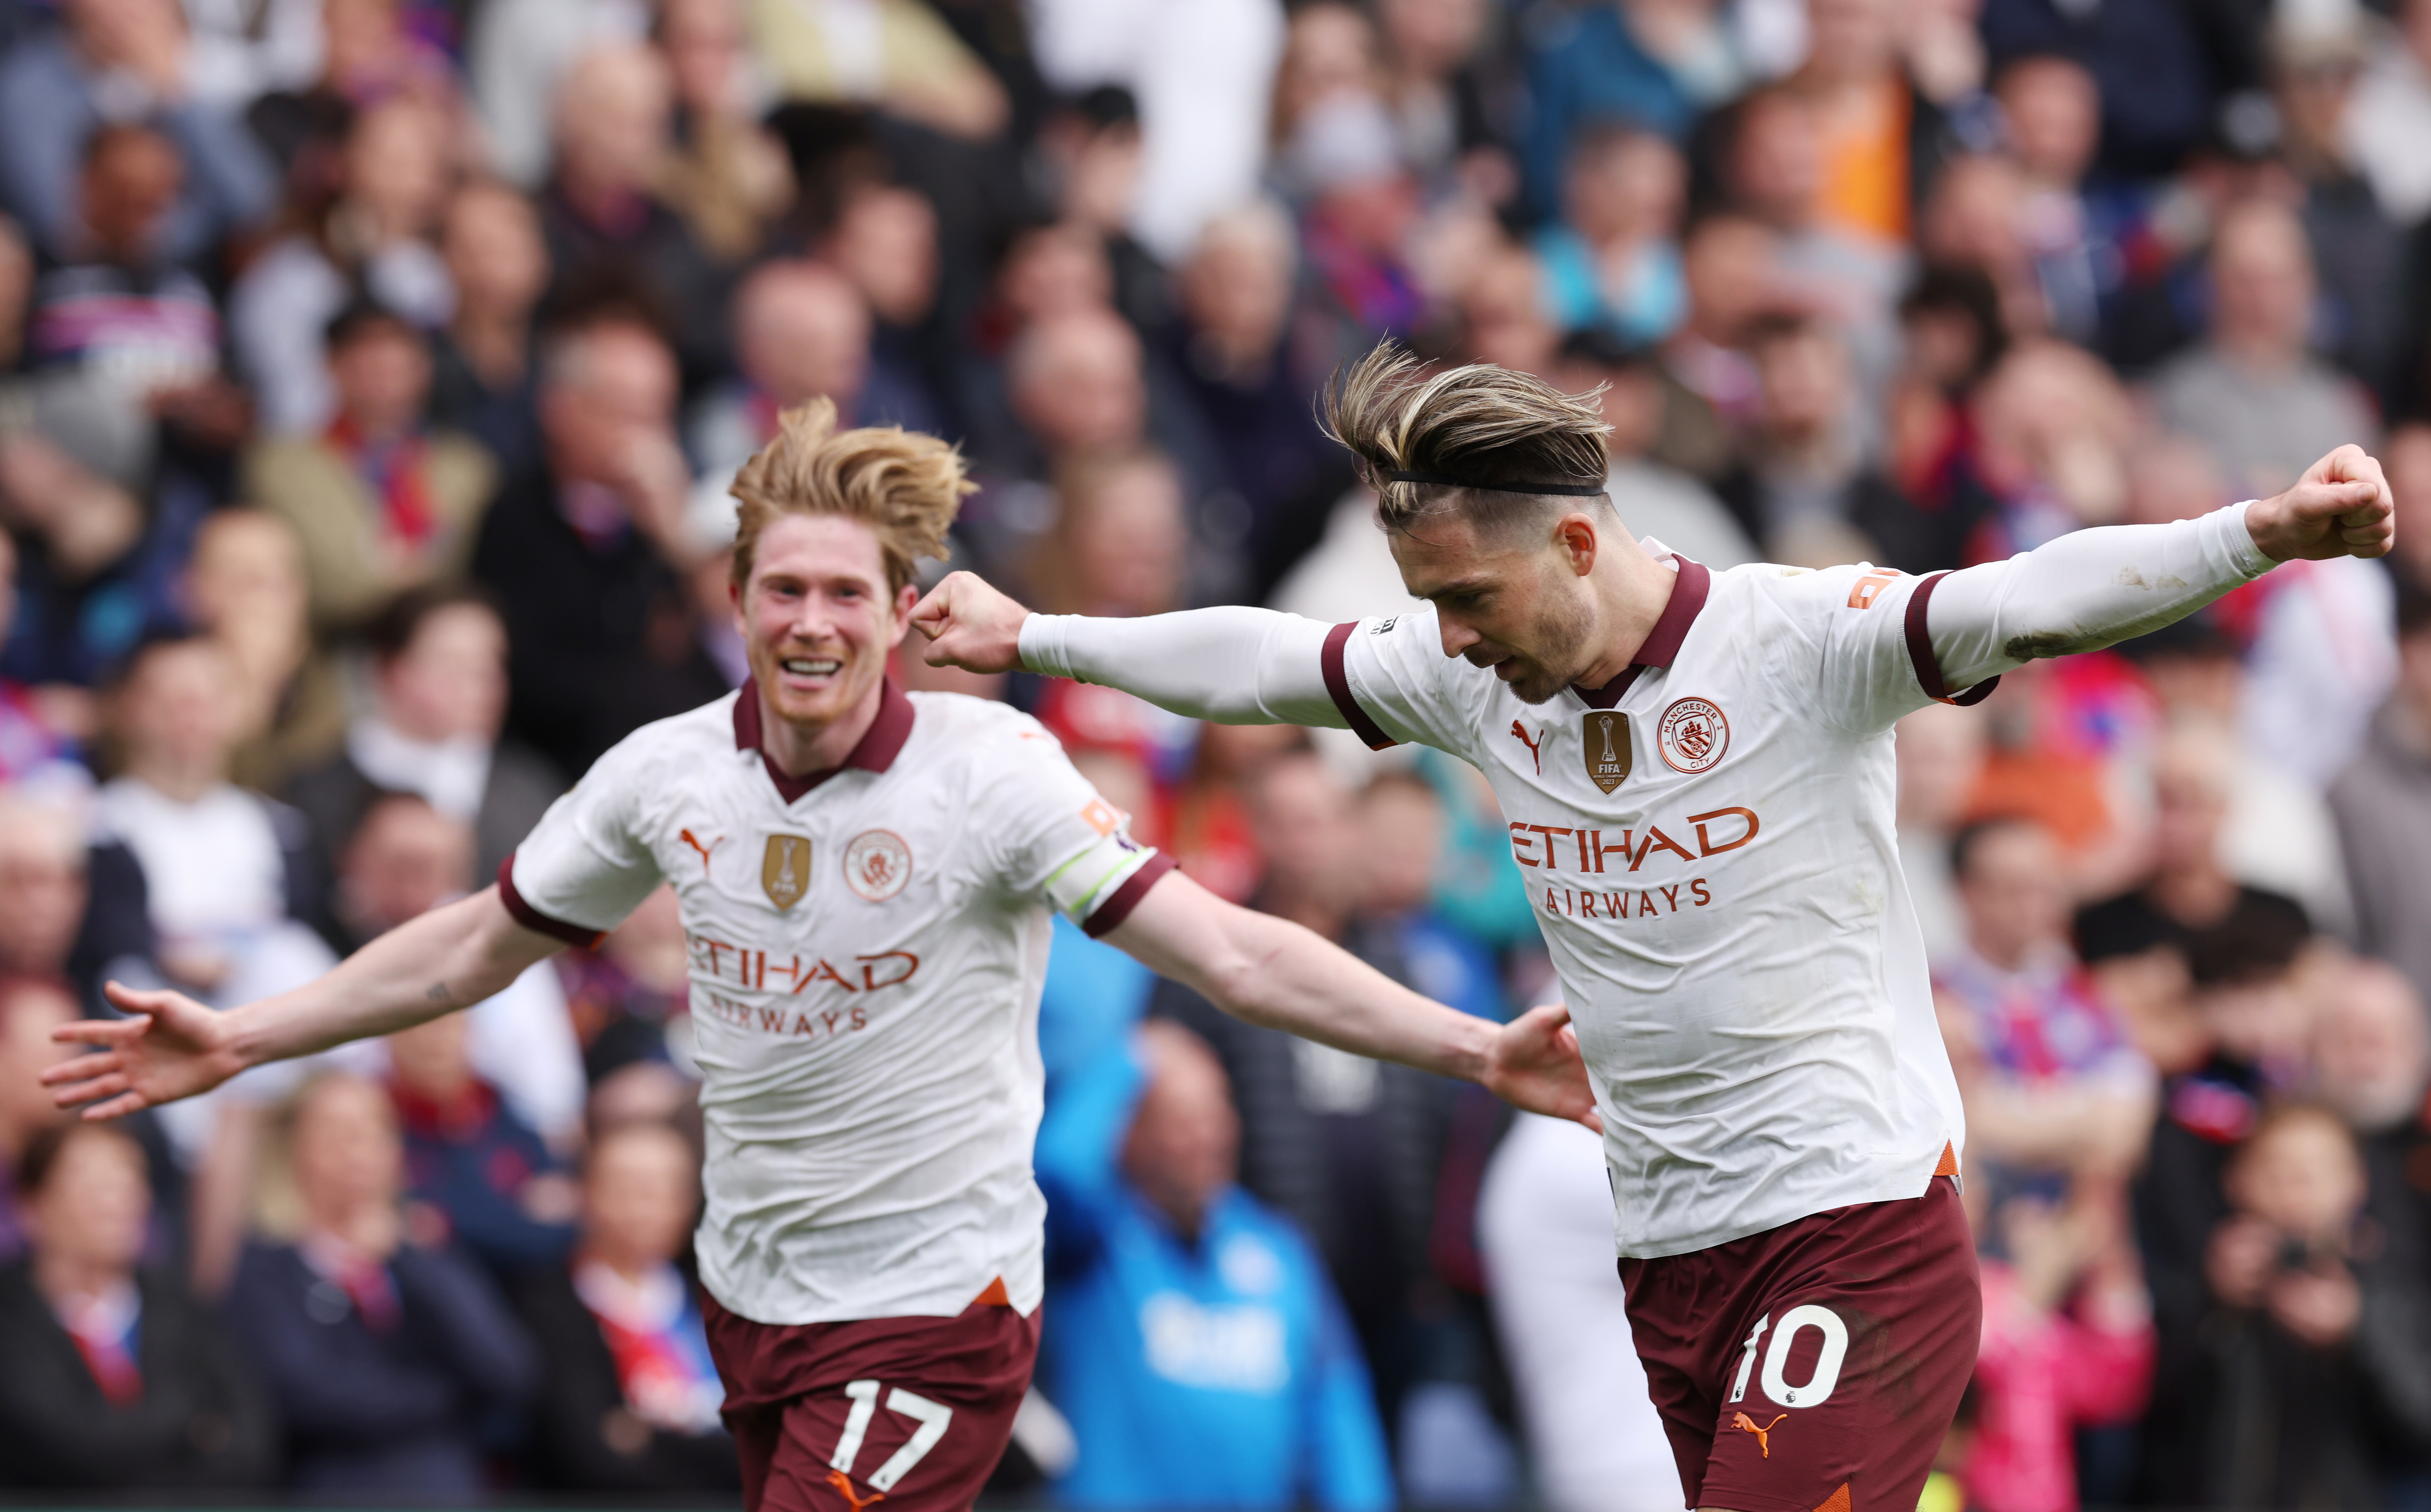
[5,0,2431,1505]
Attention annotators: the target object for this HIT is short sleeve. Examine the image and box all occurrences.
[1329,607,1477,758]
[974,724,1174,938]
[501,739,667,946]
[1806,564,1968,736]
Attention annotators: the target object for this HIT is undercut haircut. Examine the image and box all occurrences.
[728,398,972,597]
[1319,341,1612,537]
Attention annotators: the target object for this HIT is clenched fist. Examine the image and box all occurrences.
[910,571,1033,674]
[2247,443,2397,562]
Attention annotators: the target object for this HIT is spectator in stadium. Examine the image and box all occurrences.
[429,181,552,477]
[2146,197,2379,501]
[2385,422,2431,595]
[1713,311,1915,569]
[177,509,346,797]
[2151,1104,2431,1507]
[538,43,730,388]
[2333,586,2431,1011]
[1519,0,1746,213]
[1532,122,1688,347]
[227,96,456,437]
[820,181,951,439]
[1660,210,1782,471]
[653,0,792,265]
[0,1121,278,1489]
[91,636,333,1014]
[0,0,276,266]
[0,533,85,788]
[225,1072,537,1497]
[0,977,78,1263]
[387,1005,578,1280]
[2346,0,2431,227]
[993,305,1154,493]
[2076,729,2313,970]
[1374,0,1498,193]
[285,588,561,913]
[2311,961,2431,1276]
[470,311,728,778]
[1992,53,2107,346]
[745,0,1006,139]
[1150,750,1477,1427]
[1028,449,1188,621]
[1169,200,1354,600]
[244,302,496,641]
[336,795,585,1152]
[684,260,886,514]
[0,795,154,1013]
[1033,1019,1393,1511]
[513,1120,738,1492]
[1291,97,1427,347]
[1936,819,2155,1187]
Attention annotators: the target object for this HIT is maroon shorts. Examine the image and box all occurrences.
[702,1290,1040,1512]
[1618,1178,1980,1512]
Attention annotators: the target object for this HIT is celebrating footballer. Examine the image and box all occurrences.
[916,341,2397,1512]
[43,397,1597,1512]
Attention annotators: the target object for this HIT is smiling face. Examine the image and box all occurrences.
[736,513,918,732]
[1388,506,1603,703]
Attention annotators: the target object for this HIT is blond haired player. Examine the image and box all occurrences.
[915,344,2398,1512]
[45,401,1597,1512]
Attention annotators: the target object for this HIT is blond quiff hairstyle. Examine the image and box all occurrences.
[728,400,973,595]
[1321,341,1611,534]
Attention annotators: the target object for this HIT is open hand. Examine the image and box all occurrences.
[909,571,1031,674]
[1481,1003,1602,1132]
[41,982,247,1120]
[2247,443,2396,562]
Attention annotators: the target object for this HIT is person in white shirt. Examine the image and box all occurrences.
[46,398,1592,1512]
[911,341,2397,1512]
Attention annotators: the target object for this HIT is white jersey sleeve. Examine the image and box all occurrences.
[1326,607,1483,760]
[1806,503,2277,735]
[965,719,1175,935]
[502,733,669,943]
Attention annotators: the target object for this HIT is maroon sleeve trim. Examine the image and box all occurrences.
[495,856,606,949]
[1082,853,1179,939]
[1904,572,2000,708]
[1320,622,1399,751]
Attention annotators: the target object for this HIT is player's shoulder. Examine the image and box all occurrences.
[903,689,1073,768]
[583,691,745,786]
[1712,557,1916,630]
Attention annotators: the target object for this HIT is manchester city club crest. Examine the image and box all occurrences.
[762,834,812,910]
[1582,711,1631,793]
[1657,697,1729,774]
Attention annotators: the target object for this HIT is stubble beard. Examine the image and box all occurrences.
[1505,590,1599,704]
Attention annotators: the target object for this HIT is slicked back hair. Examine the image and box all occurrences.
[1320,341,1613,538]
[728,399,973,596]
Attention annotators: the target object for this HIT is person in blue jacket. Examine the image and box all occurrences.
[1035,1018,1395,1512]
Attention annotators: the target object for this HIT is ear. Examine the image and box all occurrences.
[1556,513,1599,577]
[886,581,921,647]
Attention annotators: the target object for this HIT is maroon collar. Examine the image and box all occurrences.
[733,677,916,803]
[1573,555,1710,710]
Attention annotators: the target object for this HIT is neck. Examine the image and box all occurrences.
[581,1243,660,1287]
[759,680,883,778]
[2150,862,2236,925]
[2215,331,2301,375]
[1972,933,2032,973]
[34,1250,124,1311]
[451,307,528,386]
[1567,540,1682,692]
[126,754,217,804]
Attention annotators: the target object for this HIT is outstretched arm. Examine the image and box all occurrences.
[1927,444,2394,690]
[913,572,1343,726]
[1101,868,1600,1130]
[45,887,561,1120]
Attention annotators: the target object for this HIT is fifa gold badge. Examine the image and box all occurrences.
[762,834,812,910]
[1583,711,1631,793]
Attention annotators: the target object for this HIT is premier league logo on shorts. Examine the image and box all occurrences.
[1582,711,1630,793]
[762,834,812,910]
[1657,698,1729,774]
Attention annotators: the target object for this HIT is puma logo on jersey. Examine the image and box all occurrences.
[1509,721,1543,773]
[825,1469,886,1512]
[1733,1411,1788,1458]
[679,829,723,873]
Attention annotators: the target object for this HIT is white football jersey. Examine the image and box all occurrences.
[504,681,1170,1324]
[1329,549,1967,1259]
